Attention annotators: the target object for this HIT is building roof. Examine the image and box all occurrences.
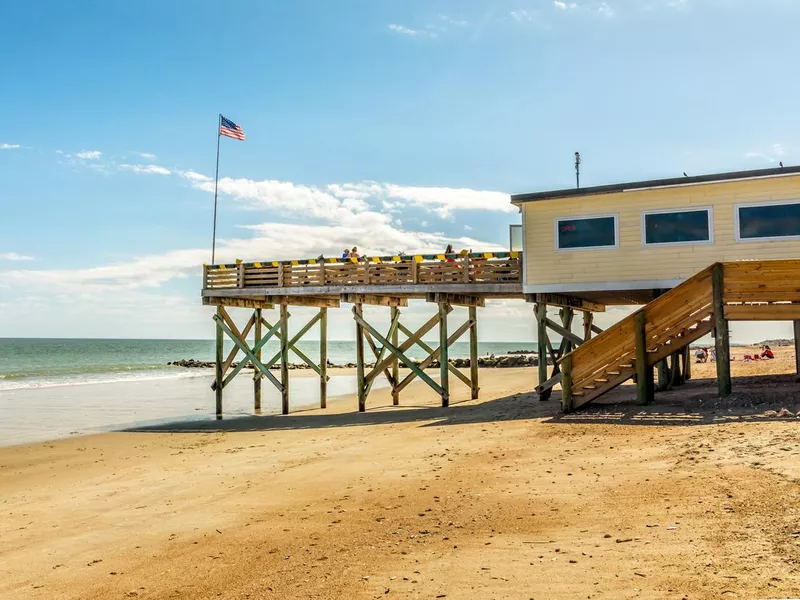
[510,165,800,205]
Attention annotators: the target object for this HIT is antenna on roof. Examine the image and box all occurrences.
[574,152,581,189]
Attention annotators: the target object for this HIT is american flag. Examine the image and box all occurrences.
[219,116,246,141]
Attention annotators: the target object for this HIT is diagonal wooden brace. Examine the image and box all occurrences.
[213,314,283,391]
[353,311,446,397]
[364,309,450,383]
[395,319,473,393]
[363,308,401,395]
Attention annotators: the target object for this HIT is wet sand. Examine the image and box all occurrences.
[2,350,800,599]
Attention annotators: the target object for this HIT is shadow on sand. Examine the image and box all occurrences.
[125,374,800,435]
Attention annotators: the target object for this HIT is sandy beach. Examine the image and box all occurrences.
[2,348,800,599]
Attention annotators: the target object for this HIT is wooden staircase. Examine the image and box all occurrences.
[560,265,717,410]
[560,259,800,410]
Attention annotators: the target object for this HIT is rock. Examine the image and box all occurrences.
[777,408,794,418]
[763,410,779,418]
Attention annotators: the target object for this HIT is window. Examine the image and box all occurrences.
[642,208,712,246]
[737,201,800,241]
[555,214,618,251]
[509,224,523,252]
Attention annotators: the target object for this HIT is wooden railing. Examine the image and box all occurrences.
[567,265,715,393]
[203,252,523,290]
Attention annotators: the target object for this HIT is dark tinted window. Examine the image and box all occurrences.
[557,216,616,250]
[739,203,800,240]
[644,210,710,245]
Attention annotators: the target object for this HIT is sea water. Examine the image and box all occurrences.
[0,338,537,446]
[0,338,536,391]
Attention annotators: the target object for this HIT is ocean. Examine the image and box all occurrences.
[0,338,537,391]
[0,338,538,446]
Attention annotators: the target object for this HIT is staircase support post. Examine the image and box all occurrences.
[634,310,654,405]
[712,263,732,397]
[794,320,800,375]
[561,354,573,412]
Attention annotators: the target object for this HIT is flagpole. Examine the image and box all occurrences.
[211,113,222,264]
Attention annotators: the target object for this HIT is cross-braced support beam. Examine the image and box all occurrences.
[351,302,480,411]
[534,304,601,401]
[211,304,330,417]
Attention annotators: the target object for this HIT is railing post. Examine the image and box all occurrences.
[203,264,209,290]
[319,260,326,286]
[278,263,285,287]
[462,255,470,283]
[237,263,245,288]
[411,257,418,284]
[712,263,732,397]
[634,310,654,405]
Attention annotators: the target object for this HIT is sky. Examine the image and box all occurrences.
[2,0,800,342]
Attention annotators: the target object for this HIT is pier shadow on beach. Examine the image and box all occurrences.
[125,374,800,435]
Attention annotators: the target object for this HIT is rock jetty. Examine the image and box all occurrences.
[168,354,550,371]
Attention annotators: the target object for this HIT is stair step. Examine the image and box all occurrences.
[573,392,585,397]
[607,371,620,376]
[583,385,597,390]
[594,378,609,383]
[619,363,633,368]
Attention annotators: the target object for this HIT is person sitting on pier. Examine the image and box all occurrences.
[761,345,775,359]
[341,248,350,259]
[349,247,360,259]
[444,244,456,262]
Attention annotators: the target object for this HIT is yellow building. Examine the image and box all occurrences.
[511,165,800,304]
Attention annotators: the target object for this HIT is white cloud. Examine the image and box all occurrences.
[464,225,473,231]
[745,143,787,165]
[0,253,34,261]
[75,150,102,160]
[772,143,785,157]
[180,170,213,183]
[554,1,578,9]
[0,143,20,150]
[438,14,469,27]
[120,164,171,175]
[388,24,435,38]
[185,173,513,220]
[136,152,157,160]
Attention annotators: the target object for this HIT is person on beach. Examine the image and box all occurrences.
[761,345,775,359]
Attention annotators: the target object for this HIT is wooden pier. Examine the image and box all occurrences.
[202,251,530,417]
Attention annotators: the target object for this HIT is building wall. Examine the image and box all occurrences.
[522,173,800,292]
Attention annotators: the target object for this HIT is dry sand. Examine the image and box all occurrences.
[2,347,800,599]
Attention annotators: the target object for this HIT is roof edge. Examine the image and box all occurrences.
[510,165,800,205]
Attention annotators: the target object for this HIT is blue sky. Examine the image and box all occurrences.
[2,0,799,341]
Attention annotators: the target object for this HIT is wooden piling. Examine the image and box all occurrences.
[215,307,224,419]
[794,320,800,375]
[254,308,262,412]
[320,307,328,409]
[561,354,573,412]
[535,303,548,389]
[391,306,400,405]
[439,302,450,407]
[582,311,593,342]
[280,304,290,414]
[355,304,366,412]
[469,305,479,400]
[712,263,732,397]
[634,310,654,405]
